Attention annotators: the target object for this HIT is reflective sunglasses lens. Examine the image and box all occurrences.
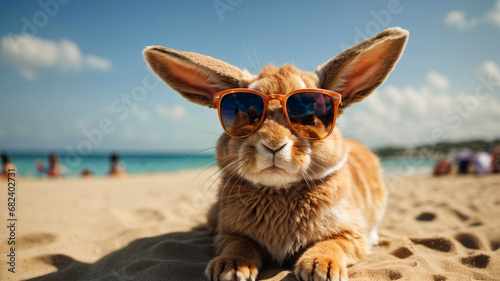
[220,92,265,137]
[286,92,335,139]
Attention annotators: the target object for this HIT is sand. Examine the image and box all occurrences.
[1,170,499,281]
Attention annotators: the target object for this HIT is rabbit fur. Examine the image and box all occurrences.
[144,27,408,281]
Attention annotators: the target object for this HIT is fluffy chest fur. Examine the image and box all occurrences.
[217,171,366,263]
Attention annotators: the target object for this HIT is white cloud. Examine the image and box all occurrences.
[485,0,500,28]
[479,60,500,81]
[427,71,450,90]
[155,104,187,120]
[86,54,112,71]
[148,132,161,142]
[365,90,390,118]
[1,35,112,79]
[444,10,478,29]
[445,2,500,30]
[124,125,135,138]
[131,107,151,121]
[339,62,500,148]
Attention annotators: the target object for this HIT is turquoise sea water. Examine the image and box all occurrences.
[379,157,435,177]
[5,153,434,178]
[7,153,216,178]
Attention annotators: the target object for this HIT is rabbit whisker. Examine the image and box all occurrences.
[243,42,259,73]
[220,161,246,208]
[252,45,261,70]
[302,32,326,70]
[187,146,216,159]
[200,159,243,200]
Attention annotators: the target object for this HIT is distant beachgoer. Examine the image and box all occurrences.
[455,148,472,175]
[432,159,452,176]
[109,153,126,177]
[493,144,500,174]
[81,168,94,178]
[471,151,492,175]
[36,153,66,178]
[1,153,17,179]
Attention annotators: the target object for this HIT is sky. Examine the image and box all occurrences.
[0,0,499,154]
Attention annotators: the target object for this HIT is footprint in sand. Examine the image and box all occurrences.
[489,239,500,251]
[451,209,469,221]
[455,233,481,250]
[410,237,453,253]
[37,254,74,270]
[391,247,413,259]
[17,233,56,249]
[134,208,165,222]
[467,204,478,212]
[415,212,436,222]
[388,270,402,280]
[460,254,490,268]
[378,240,391,247]
[433,274,447,281]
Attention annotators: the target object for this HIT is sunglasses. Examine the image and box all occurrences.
[213,89,342,140]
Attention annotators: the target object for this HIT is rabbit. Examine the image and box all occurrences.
[144,27,408,281]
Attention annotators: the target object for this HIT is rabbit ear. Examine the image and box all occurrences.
[144,46,246,108]
[315,27,408,113]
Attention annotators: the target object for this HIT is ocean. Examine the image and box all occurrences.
[5,153,434,178]
[7,153,216,178]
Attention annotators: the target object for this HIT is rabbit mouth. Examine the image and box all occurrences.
[261,165,286,174]
[239,158,303,188]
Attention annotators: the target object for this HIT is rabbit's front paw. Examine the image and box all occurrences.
[205,255,258,281]
[294,255,348,281]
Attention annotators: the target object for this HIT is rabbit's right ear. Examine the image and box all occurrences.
[144,46,246,108]
[315,27,408,114]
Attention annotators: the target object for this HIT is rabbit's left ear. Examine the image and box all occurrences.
[315,27,408,113]
[144,46,246,108]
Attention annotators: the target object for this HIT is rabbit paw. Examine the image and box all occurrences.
[294,255,348,281]
[205,255,258,281]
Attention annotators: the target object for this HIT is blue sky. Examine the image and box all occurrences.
[1,0,499,154]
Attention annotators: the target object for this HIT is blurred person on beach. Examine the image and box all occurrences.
[36,153,66,178]
[432,158,452,176]
[471,151,492,175]
[492,144,500,173]
[109,153,126,177]
[455,148,472,175]
[81,168,94,178]
[1,153,17,179]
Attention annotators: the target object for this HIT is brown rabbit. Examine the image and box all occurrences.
[144,27,408,281]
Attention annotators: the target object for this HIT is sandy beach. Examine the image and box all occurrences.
[1,170,499,281]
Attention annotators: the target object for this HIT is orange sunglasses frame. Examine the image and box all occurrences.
[213,88,342,140]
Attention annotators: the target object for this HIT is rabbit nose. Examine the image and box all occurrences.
[261,143,287,155]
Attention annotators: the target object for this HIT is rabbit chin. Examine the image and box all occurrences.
[245,169,302,188]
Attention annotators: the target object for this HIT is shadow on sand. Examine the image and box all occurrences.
[28,228,295,281]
